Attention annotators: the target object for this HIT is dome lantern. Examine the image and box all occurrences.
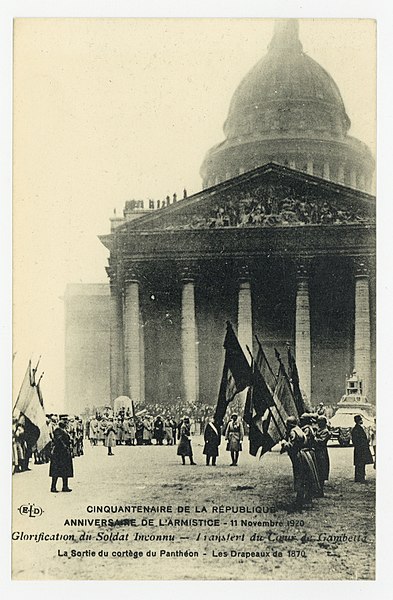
[268,19,303,54]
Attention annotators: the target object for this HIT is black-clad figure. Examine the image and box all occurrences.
[153,416,165,445]
[351,415,373,482]
[49,421,73,492]
[177,417,196,465]
[203,419,221,466]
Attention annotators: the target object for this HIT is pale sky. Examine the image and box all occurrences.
[13,18,376,410]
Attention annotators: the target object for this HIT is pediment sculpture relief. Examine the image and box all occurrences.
[164,185,373,230]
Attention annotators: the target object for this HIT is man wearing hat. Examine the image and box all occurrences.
[225,413,244,466]
[351,415,373,483]
[104,419,117,456]
[177,417,196,465]
[314,416,331,496]
[203,418,221,466]
[49,420,73,493]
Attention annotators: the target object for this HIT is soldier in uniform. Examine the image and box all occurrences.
[89,415,99,446]
[225,413,244,466]
[104,419,117,456]
[314,415,331,496]
[177,416,196,465]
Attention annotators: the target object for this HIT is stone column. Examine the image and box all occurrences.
[109,282,124,400]
[289,159,296,169]
[181,266,198,405]
[124,269,142,403]
[237,264,253,364]
[306,159,314,175]
[323,162,330,180]
[354,258,371,398]
[350,168,357,188]
[295,260,312,404]
[235,263,253,415]
[338,164,345,184]
[139,310,145,405]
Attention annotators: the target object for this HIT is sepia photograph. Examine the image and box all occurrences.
[9,13,379,583]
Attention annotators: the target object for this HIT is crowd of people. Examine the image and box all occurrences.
[12,413,84,474]
[13,404,376,510]
[280,411,376,511]
[86,412,180,453]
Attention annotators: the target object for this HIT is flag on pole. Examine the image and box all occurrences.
[244,356,277,456]
[214,322,252,426]
[255,336,277,394]
[243,342,288,456]
[287,345,306,416]
[13,362,51,452]
[255,349,300,455]
[243,363,264,456]
[274,350,300,419]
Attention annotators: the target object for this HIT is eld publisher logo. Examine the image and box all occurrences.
[18,504,44,518]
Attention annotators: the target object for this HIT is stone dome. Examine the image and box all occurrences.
[200,20,374,192]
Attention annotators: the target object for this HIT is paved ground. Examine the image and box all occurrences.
[12,436,375,580]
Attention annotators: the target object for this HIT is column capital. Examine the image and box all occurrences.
[124,263,142,284]
[353,256,370,277]
[236,261,252,282]
[179,263,199,282]
[295,257,312,279]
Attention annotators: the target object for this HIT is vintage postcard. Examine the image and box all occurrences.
[11,17,377,581]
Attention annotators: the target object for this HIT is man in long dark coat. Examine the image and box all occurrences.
[203,418,221,466]
[49,421,74,492]
[177,417,196,465]
[351,415,373,483]
[153,416,165,445]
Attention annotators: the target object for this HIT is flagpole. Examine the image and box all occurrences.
[30,356,41,386]
[254,336,288,430]
[255,335,278,386]
[275,347,302,420]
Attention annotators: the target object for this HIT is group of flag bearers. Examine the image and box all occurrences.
[207,321,332,510]
[13,323,374,505]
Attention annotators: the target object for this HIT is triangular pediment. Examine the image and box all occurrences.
[113,163,375,235]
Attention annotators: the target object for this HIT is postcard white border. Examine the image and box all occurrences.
[1,0,392,599]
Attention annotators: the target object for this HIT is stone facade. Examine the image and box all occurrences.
[64,284,110,413]
[100,164,376,410]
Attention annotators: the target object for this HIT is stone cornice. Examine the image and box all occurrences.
[117,224,375,263]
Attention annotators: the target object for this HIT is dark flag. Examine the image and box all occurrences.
[214,322,252,426]
[244,344,286,457]
[287,345,306,416]
[259,358,298,455]
[255,336,277,394]
[244,360,270,456]
[274,350,300,419]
